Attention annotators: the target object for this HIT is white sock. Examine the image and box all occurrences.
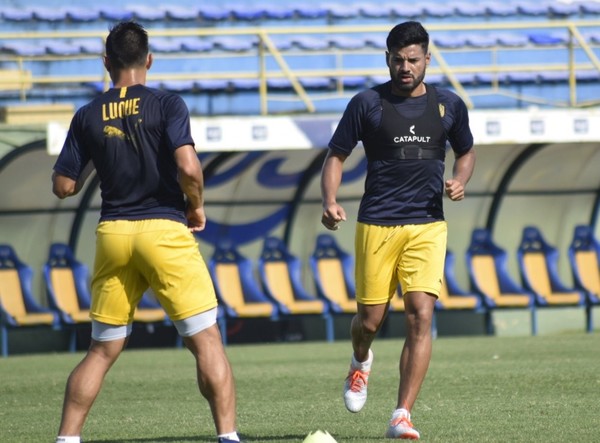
[351,349,373,371]
[217,431,240,441]
[391,408,411,420]
[56,437,81,443]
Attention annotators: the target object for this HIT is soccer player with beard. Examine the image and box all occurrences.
[320,21,476,439]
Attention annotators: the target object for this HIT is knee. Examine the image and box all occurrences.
[406,308,433,336]
[355,315,381,336]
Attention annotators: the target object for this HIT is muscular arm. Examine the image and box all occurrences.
[445,148,476,201]
[175,144,206,232]
[52,160,95,199]
[320,149,348,230]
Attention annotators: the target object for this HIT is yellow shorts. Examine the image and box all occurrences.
[91,219,217,325]
[355,221,447,305]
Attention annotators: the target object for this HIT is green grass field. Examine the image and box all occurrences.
[1,333,599,443]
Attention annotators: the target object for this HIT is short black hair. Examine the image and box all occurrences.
[386,21,429,53]
[105,21,149,70]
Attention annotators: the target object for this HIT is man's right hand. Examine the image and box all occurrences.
[321,204,346,231]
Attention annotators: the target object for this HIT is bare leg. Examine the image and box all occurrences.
[396,291,436,411]
[58,338,127,436]
[183,323,237,435]
[351,302,389,362]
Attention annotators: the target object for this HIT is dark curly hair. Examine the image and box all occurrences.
[386,21,429,53]
[105,21,149,70]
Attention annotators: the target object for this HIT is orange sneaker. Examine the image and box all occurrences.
[385,415,420,440]
[342,350,373,413]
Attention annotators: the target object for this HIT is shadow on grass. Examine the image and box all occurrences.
[88,434,307,442]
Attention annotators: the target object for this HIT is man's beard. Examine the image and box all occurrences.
[391,71,426,93]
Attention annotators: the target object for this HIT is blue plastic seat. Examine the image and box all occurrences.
[150,38,183,53]
[178,37,212,53]
[323,2,360,19]
[228,3,267,21]
[1,7,34,22]
[2,41,46,57]
[127,4,166,21]
[568,225,600,331]
[98,7,134,21]
[45,41,82,56]
[437,250,482,311]
[43,243,92,353]
[309,234,357,314]
[294,5,328,19]
[208,240,279,320]
[291,36,331,51]
[580,1,600,15]
[422,2,455,18]
[483,1,519,17]
[212,36,256,52]
[548,2,580,17]
[198,5,230,21]
[262,4,295,20]
[357,2,394,19]
[515,1,550,16]
[454,2,487,17]
[496,32,530,47]
[517,226,586,316]
[65,7,100,23]
[258,237,333,341]
[466,228,535,334]
[32,7,67,22]
[0,244,60,357]
[164,5,200,21]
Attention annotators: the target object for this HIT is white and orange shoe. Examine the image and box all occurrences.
[385,411,420,440]
[343,350,373,413]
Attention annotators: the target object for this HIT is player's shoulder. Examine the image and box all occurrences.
[348,82,389,109]
[429,85,466,107]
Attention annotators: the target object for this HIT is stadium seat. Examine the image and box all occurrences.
[64,6,100,23]
[309,234,357,314]
[437,250,482,311]
[294,4,328,19]
[229,3,267,21]
[580,1,600,15]
[164,5,200,21]
[517,226,588,327]
[150,37,183,54]
[45,41,82,56]
[466,228,535,334]
[262,4,295,20]
[484,1,519,17]
[258,236,333,341]
[454,2,487,17]
[198,5,230,21]
[98,7,134,21]
[208,240,279,344]
[357,3,394,19]
[32,7,67,22]
[515,1,550,16]
[127,4,167,22]
[422,2,455,18]
[568,225,600,331]
[43,243,92,352]
[1,7,34,22]
[0,244,60,357]
[323,2,360,20]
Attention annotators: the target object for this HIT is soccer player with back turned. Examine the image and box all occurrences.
[52,21,241,443]
[321,21,476,439]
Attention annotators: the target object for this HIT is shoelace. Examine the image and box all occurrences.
[390,416,414,428]
[346,369,369,392]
